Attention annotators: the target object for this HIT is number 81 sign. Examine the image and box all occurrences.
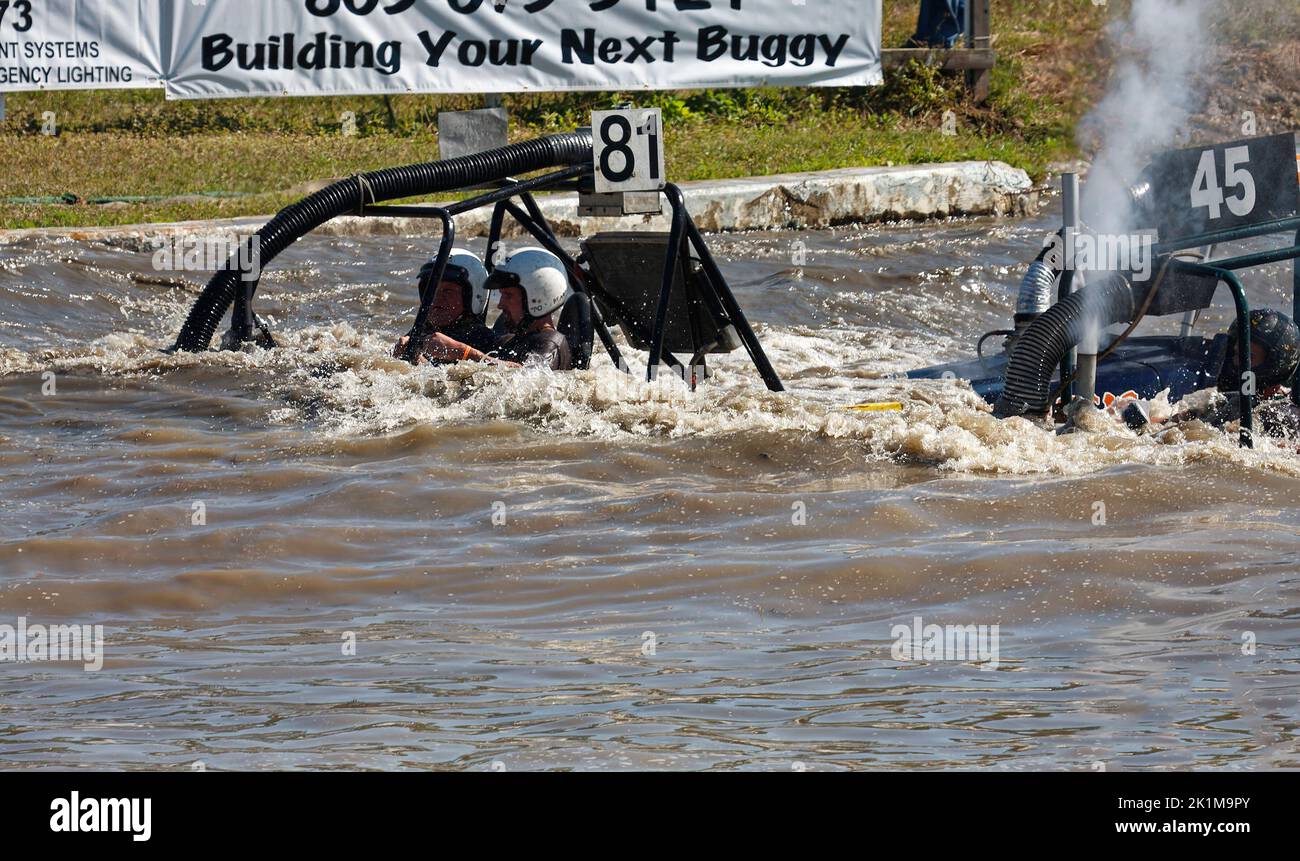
[591,108,666,194]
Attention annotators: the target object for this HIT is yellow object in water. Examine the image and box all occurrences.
[845,402,904,412]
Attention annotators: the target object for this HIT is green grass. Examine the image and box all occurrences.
[0,0,1113,230]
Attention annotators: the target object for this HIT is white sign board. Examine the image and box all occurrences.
[0,1,882,99]
[162,0,882,99]
[592,108,665,193]
[0,0,161,91]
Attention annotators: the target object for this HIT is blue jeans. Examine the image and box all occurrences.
[910,0,966,48]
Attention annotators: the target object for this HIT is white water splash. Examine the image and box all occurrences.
[10,314,1297,478]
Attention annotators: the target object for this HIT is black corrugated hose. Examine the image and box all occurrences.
[172,131,593,352]
[993,273,1140,419]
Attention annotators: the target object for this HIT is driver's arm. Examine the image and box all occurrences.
[421,331,519,366]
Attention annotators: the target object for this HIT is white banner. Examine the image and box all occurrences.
[0,0,162,91]
[162,0,881,99]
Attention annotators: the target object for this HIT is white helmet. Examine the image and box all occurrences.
[420,248,489,318]
[487,247,570,320]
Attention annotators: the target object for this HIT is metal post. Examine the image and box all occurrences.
[1222,269,1255,449]
[223,231,277,350]
[486,202,507,272]
[1179,244,1214,339]
[0,93,6,123]
[1058,173,1080,406]
[230,268,256,342]
[648,185,689,382]
[401,209,455,362]
[965,0,991,102]
[1074,354,1098,406]
[1061,172,1080,232]
[683,217,785,393]
[519,192,559,248]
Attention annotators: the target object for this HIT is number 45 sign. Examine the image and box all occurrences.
[592,108,666,194]
[1142,132,1300,238]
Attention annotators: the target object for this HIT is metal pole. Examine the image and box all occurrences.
[683,218,785,393]
[1152,215,1300,256]
[1179,244,1213,339]
[1058,173,1080,406]
[486,201,507,273]
[1175,262,1254,448]
[1074,354,1098,406]
[1061,172,1080,239]
[401,209,455,363]
[966,0,991,101]
[0,93,6,122]
[648,185,689,382]
[1222,269,1255,449]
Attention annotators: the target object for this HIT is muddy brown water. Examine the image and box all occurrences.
[1,207,1297,770]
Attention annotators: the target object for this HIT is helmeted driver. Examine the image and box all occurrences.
[484,247,573,370]
[1169,308,1300,437]
[392,248,500,363]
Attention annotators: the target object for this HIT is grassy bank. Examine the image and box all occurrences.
[0,0,1115,230]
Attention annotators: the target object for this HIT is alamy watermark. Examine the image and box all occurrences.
[0,616,104,671]
[151,232,261,281]
[1043,227,1155,282]
[50,792,150,842]
[593,358,707,401]
[891,616,1000,670]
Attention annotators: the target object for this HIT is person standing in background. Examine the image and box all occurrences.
[908,0,967,48]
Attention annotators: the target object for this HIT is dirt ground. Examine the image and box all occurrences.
[1197,42,1300,140]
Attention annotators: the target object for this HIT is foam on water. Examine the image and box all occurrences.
[7,290,1296,480]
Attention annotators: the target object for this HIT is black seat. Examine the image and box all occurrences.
[579,232,741,358]
[558,292,594,370]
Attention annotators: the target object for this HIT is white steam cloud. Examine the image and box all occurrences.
[1079,0,1218,234]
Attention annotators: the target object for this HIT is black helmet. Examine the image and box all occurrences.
[1218,309,1300,391]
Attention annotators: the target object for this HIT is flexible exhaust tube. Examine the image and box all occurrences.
[173,131,593,353]
[993,273,1139,419]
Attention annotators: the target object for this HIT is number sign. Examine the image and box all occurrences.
[1138,132,1300,239]
[591,108,666,194]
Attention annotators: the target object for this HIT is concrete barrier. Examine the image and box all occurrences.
[1,160,1039,244]
[319,160,1038,238]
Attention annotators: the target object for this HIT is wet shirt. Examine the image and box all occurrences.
[1183,390,1300,439]
[420,318,498,362]
[1260,398,1300,438]
[492,327,572,371]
